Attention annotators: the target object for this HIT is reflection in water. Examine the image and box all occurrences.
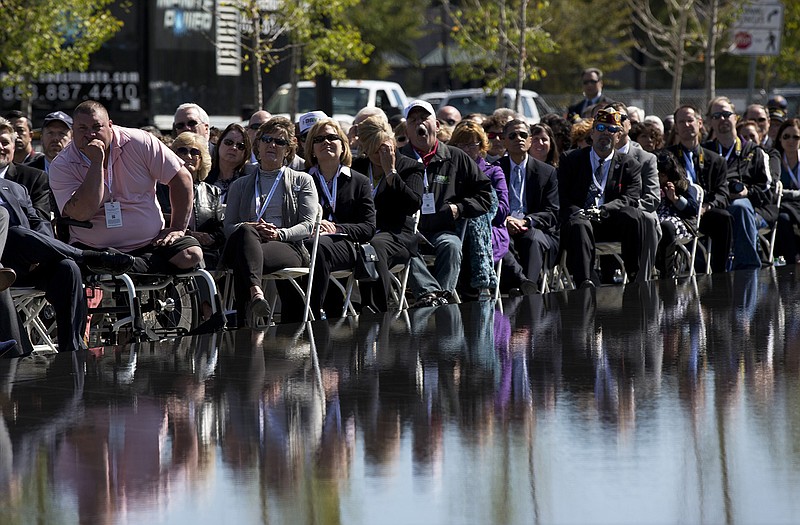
[2,269,800,523]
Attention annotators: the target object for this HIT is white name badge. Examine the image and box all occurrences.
[421,193,436,215]
[104,201,123,228]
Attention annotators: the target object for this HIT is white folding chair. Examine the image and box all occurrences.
[675,183,704,277]
[261,204,324,325]
[11,287,58,353]
[388,210,420,310]
[759,179,782,264]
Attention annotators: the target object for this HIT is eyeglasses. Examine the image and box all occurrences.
[176,146,202,157]
[710,111,734,120]
[222,138,246,151]
[454,142,481,150]
[594,123,622,133]
[260,135,290,146]
[312,133,342,144]
[486,132,501,140]
[583,79,599,85]
[507,131,529,140]
[175,119,200,130]
[249,123,265,130]
[782,134,800,140]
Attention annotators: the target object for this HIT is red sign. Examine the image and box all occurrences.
[735,31,753,49]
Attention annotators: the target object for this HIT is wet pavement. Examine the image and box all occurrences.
[3,267,800,524]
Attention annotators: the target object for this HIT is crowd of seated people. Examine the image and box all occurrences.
[0,86,793,355]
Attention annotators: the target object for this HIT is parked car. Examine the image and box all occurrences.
[265,80,409,126]
[416,91,449,109]
[436,88,552,124]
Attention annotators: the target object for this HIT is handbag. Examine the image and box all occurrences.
[354,242,380,281]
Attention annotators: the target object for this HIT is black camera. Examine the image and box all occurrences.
[729,180,745,194]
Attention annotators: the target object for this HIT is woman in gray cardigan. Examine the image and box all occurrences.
[223,117,318,326]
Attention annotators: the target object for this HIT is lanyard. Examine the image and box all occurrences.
[718,139,740,163]
[80,143,114,199]
[784,153,800,190]
[313,165,341,218]
[368,164,383,198]
[591,155,609,192]
[254,168,284,221]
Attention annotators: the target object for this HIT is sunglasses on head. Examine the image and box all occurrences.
[594,123,622,133]
[222,138,246,151]
[312,133,342,144]
[507,131,529,140]
[175,119,200,130]
[176,146,201,157]
[260,135,289,146]
[711,111,734,120]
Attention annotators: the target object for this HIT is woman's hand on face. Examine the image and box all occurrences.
[379,140,396,175]
[664,182,677,202]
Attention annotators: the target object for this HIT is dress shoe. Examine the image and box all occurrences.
[519,279,539,295]
[246,296,272,327]
[0,268,16,292]
[84,251,135,275]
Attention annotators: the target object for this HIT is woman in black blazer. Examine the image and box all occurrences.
[351,116,424,312]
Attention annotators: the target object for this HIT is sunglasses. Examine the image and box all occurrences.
[583,79,599,85]
[454,142,481,150]
[711,111,734,120]
[222,138,246,151]
[486,132,501,140]
[175,119,200,130]
[260,135,290,146]
[396,135,408,143]
[249,123,265,130]
[507,131,529,140]
[782,134,800,140]
[176,146,202,157]
[594,123,622,133]
[312,133,342,144]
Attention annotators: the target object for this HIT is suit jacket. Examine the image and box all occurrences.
[311,166,376,244]
[4,163,51,220]
[626,142,660,213]
[567,94,615,121]
[496,155,560,234]
[668,144,730,210]
[0,178,53,236]
[557,147,641,221]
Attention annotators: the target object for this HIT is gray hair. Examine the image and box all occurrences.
[174,102,210,125]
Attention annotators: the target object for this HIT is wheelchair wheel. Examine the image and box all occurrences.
[140,278,200,338]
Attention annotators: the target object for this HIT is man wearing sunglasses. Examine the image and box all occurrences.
[558,108,644,287]
[398,99,494,305]
[567,68,614,122]
[702,96,779,270]
[50,101,204,276]
[496,119,559,294]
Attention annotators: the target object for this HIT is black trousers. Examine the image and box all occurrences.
[698,207,732,273]
[360,232,412,312]
[3,227,86,352]
[223,224,304,326]
[503,227,558,289]
[562,206,643,284]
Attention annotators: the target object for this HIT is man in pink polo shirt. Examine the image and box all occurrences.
[49,101,203,273]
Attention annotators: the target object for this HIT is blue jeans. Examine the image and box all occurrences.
[408,230,463,298]
[729,198,767,270]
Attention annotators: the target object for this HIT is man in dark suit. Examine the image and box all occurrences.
[0,115,51,220]
[566,68,615,122]
[668,104,731,273]
[497,119,560,293]
[558,109,643,287]
[0,206,23,358]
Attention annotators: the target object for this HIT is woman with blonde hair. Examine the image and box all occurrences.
[351,115,424,312]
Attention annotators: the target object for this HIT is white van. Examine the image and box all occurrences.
[265,80,409,125]
[437,88,551,124]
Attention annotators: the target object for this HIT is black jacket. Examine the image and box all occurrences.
[311,166,376,243]
[5,163,51,220]
[667,144,730,210]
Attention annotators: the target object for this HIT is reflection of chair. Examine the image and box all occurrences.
[11,287,57,353]
[260,204,323,325]
[758,180,782,264]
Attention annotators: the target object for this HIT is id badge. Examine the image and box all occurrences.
[421,193,436,215]
[104,201,123,228]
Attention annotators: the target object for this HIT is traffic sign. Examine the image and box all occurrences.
[730,1,784,56]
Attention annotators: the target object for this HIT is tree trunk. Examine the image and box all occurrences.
[704,0,718,104]
[496,0,507,110]
[252,10,263,110]
[671,3,691,110]
[514,0,529,113]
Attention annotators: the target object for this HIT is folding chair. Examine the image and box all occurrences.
[11,287,58,353]
[758,180,782,265]
[675,183,704,277]
[261,204,324,325]
[388,211,420,310]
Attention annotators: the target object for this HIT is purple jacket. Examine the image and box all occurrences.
[477,156,510,261]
